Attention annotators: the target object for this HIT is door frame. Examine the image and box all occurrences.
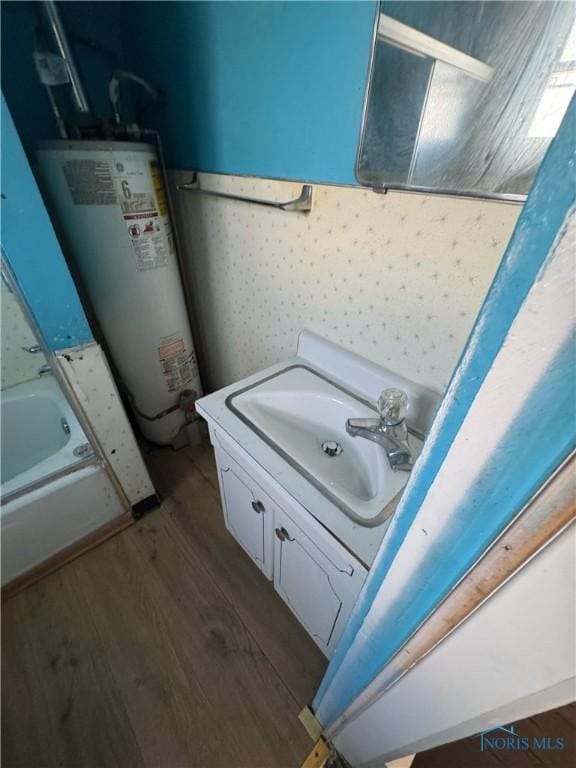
[313,97,576,731]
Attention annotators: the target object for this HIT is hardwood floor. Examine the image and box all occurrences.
[1,442,327,768]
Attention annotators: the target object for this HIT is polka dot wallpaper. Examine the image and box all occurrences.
[1,281,47,390]
[172,172,521,394]
[56,344,155,505]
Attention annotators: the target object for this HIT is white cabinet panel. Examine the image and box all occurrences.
[221,465,265,565]
[274,506,364,657]
[276,527,342,646]
[215,447,274,579]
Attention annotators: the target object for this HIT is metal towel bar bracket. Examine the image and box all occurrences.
[177,173,313,212]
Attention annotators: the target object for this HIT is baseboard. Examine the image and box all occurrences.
[1,513,134,602]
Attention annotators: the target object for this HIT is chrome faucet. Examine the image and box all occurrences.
[346,388,414,472]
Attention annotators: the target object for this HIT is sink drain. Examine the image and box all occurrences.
[321,440,343,457]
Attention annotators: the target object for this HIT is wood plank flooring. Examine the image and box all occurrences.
[2,442,327,768]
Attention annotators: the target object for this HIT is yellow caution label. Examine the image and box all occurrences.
[149,160,168,217]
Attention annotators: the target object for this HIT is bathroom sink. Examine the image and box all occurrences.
[226,365,422,527]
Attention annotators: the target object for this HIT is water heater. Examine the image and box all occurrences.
[38,140,201,444]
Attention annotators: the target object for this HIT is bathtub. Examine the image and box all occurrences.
[1,376,126,586]
[1,376,91,498]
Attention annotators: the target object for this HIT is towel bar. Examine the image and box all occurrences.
[177,174,313,212]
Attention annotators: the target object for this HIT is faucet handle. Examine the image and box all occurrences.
[377,388,408,426]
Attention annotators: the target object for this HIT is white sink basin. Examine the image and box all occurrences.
[226,365,422,527]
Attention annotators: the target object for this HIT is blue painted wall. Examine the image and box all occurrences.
[0,0,376,352]
[2,1,376,183]
[314,94,576,725]
[122,1,376,183]
[1,95,93,350]
[1,1,122,349]
[1,0,127,159]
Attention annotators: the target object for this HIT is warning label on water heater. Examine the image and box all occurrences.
[124,211,170,271]
[158,334,195,391]
[116,155,176,270]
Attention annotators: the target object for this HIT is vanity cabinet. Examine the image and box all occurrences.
[212,430,367,657]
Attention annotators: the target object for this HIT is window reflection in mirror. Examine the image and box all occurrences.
[357,1,576,199]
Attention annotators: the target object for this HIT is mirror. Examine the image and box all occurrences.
[357,1,576,199]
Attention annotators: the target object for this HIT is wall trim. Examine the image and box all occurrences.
[177,168,523,205]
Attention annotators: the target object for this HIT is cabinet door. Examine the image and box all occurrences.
[215,449,273,579]
[274,507,359,657]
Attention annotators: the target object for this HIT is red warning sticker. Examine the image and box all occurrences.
[124,210,170,270]
[158,334,194,391]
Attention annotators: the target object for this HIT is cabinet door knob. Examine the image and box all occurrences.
[275,526,293,542]
[251,500,265,514]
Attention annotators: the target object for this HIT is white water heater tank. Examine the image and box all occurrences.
[38,140,201,444]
